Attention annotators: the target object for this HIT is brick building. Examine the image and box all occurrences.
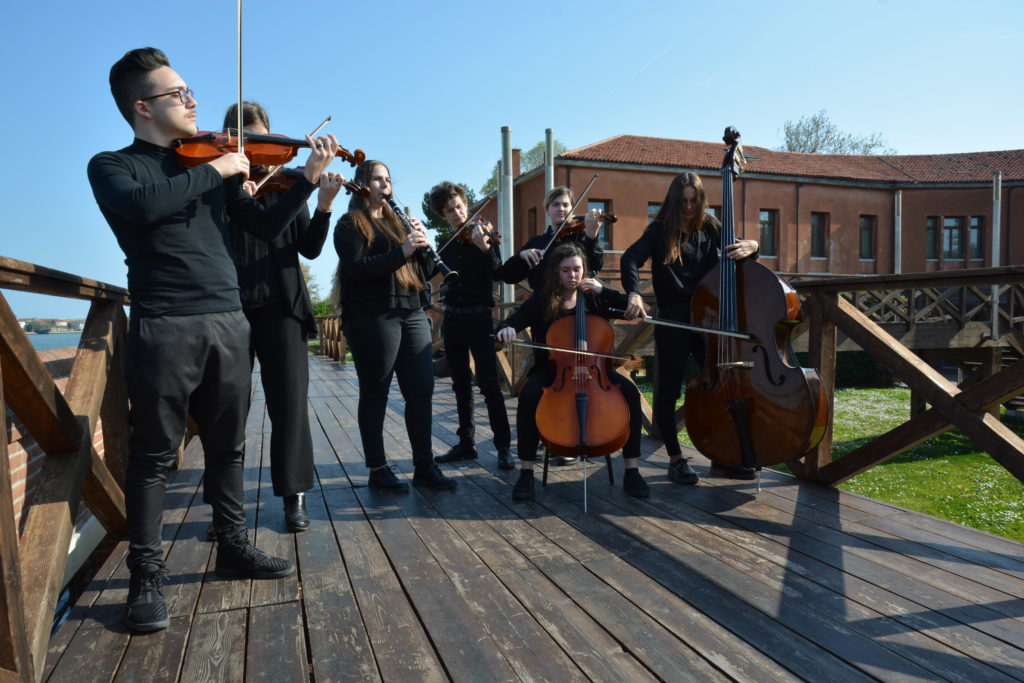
[483,135,1024,276]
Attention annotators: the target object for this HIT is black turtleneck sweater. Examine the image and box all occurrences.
[87,138,316,318]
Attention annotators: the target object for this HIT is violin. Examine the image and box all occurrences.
[250,166,369,199]
[172,130,365,169]
[535,290,630,459]
[560,211,617,235]
[455,218,502,245]
[684,127,829,471]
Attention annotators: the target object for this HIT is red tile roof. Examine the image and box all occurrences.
[560,135,1024,184]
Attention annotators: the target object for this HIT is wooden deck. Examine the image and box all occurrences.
[44,355,1024,682]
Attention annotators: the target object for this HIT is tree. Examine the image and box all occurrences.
[480,139,568,195]
[776,110,895,155]
[420,183,478,249]
[300,260,321,302]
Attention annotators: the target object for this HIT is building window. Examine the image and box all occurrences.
[859,215,876,260]
[706,205,721,221]
[810,212,829,258]
[588,200,612,250]
[758,210,777,257]
[943,217,964,259]
[925,217,939,260]
[647,203,661,224]
[969,216,984,260]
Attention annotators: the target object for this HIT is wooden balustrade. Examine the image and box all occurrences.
[0,256,130,681]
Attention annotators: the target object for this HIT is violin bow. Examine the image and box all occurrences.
[252,115,332,193]
[607,308,753,340]
[538,173,599,259]
[437,196,495,254]
[501,338,635,363]
[236,0,244,157]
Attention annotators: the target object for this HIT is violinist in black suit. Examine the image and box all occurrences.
[224,102,345,531]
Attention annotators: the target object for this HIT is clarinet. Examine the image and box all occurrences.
[384,196,459,283]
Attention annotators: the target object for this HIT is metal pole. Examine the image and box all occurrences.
[545,128,555,229]
[501,126,514,304]
[894,190,902,275]
[991,171,1002,338]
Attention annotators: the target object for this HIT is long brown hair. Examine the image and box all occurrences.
[537,242,587,323]
[341,160,423,292]
[654,172,711,265]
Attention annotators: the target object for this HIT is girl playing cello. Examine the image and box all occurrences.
[496,242,648,500]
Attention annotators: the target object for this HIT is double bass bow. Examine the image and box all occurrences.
[684,127,829,484]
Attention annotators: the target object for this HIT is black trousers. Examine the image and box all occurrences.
[442,312,511,448]
[124,310,249,570]
[516,367,642,462]
[343,309,434,469]
[246,301,314,497]
[653,306,705,457]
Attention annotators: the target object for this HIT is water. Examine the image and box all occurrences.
[26,332,81,352]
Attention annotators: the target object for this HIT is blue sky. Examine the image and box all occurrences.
[2,0,1021,318]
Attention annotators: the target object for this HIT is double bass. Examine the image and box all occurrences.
[684,127,829,469]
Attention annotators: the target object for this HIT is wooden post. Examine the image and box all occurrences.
[0,362,33,682]
[798,292,837,478]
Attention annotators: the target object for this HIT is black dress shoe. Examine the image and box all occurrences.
[709,461,758,480]
[284,493,309,532]
[496,446,515,470]
[623,468,650,498]
[512,469,534,500]
[368,465,409,492]
[434,441,477,463]
[667,458,700,485]
[413,464,458,489]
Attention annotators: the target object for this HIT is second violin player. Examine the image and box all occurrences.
[429,182,514,469]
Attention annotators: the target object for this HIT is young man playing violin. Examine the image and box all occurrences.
[87,47,338,633]
[428,182,514,470]
[500,185,605,465]
[495,242,649,501]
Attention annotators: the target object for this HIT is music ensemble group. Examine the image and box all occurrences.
[89,48,759,633]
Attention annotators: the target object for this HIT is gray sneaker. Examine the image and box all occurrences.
[667,459,699,485]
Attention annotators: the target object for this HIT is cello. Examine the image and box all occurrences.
[684,127,829,473]
[535,291,631,468]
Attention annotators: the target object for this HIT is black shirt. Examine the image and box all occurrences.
[334,213,427,317]
[87,138,316,317]
[620,215,740,317]
[499,229,604,292]
[437,238,506,309]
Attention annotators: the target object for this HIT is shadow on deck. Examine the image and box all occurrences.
[46,355,1024,682]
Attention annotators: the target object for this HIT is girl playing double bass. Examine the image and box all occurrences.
[495,242,648,501]
[620,172,759,483]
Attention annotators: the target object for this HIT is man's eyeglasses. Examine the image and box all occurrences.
[139,87,194,105]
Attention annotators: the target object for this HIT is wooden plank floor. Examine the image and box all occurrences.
[45,355,1024,682]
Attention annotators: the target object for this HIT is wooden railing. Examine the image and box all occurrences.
[790,266,1024,486]
[0,256,130,682]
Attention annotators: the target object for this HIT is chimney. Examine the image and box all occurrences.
[512,148,522,178]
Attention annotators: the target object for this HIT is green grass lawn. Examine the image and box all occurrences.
[641,385,1024,543]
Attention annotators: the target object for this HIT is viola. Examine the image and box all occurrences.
[535,291,630,459]
[684,127,829,470]
[172,130,365,169]
[560,211,617,235]
[251,166,369,199]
